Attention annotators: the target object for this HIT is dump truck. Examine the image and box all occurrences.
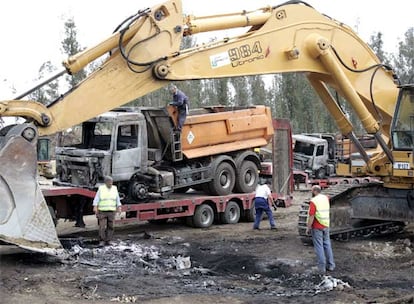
[42,118,292,230]
[54,105,274,202]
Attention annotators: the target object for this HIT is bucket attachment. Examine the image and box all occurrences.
[0,123,62,253]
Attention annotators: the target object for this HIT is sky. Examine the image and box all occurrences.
[0,0,412,98]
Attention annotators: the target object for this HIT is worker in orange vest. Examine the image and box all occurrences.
[306,185,335,274]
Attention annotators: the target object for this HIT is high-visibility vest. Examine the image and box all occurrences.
[97,185,118,211]
[311,194,330,227]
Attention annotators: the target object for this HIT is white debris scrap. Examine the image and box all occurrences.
[316,275,351,293]
[175,256,191,270]
[202,279,216,287]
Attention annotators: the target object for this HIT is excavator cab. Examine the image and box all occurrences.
[391,85,414,151]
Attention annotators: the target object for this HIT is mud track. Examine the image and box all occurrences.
[1,191,413,303]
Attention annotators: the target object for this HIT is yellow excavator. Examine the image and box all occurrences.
[0,0,412,252]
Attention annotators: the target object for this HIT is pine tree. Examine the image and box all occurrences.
[249,75,266,106]
[369,32,390,64]
[393,27,414,84]
[230,76,250,106]
[61,18,87,88]
[28,61,60,105]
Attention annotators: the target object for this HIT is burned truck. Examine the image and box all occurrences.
[55,106,274,201]
[292,133,378,180]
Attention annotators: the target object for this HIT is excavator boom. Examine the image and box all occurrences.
[0,0,412,252]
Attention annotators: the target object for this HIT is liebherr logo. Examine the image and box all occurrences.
[228,41,266,67]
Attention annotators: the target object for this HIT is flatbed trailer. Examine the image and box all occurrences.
[42,186,292,229]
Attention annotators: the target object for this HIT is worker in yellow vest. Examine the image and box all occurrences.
[306,185,335,274]
[93,176,122,246]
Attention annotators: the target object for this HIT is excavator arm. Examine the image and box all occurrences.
[0,0,412,252]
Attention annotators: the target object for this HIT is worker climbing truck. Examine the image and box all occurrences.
[54,105,273,201]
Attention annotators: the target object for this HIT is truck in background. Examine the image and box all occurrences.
[259,130,379,190]
[54,105,274,202]
[292,133,378,188]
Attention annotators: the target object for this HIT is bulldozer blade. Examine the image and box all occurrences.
[0,123,62,253]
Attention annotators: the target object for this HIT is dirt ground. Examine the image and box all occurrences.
[1,191,413,304]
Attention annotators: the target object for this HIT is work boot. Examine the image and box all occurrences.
[253,227,260,230]
[271,226,277,231]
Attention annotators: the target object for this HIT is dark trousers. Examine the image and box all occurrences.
[253,197,275,229]
[97,211,115,242]
[177,108,187,130]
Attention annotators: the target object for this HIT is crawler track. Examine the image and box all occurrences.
[298,183,405,242]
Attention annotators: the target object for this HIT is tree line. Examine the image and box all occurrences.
[29,18,413,134]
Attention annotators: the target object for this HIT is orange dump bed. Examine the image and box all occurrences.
[174,106,274,159]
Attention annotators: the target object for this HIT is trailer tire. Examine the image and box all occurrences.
[234,160,259,193]
[193,204,214,228]
[243,206,255,222]
[185,216,194,227]
[208,162,235,196]
[220,201,241,224]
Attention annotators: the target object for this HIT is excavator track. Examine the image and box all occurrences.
[298,183,406,243]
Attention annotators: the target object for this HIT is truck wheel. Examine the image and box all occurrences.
[128,180,149,202]
[220,200,240,224]
[235,160,259,193]
[208,162,235,196]
[193,204,214,228]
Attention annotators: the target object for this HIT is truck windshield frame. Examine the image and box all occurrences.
[294,141,315,156]
[61,121,114,151]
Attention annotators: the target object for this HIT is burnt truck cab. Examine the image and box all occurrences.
[292,134,334,179]
[54,109,175,199]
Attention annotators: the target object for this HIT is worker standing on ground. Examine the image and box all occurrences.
[253,179,277,230]
[93,176,122,246]
[306,185,335,274]
[168,84,189,131]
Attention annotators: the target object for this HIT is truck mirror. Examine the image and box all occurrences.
[37,138,51,162]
